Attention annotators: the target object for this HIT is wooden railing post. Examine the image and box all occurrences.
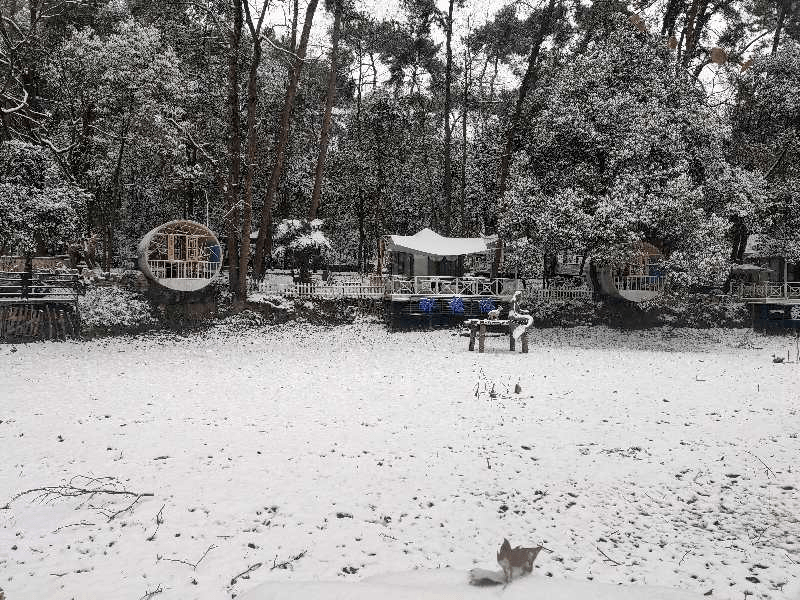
[21,270,31,299]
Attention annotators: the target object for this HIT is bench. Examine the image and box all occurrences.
[464,318,529,353]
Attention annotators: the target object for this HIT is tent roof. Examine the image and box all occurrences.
[385,228,490,258]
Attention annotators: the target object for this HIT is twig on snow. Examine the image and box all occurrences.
[745,450,776,479]
[5,475,153,523]
[230,562,263,586]
[52,521,95,533]
[271,550,307,570]
[158,544,217,570]
[138,584,163,600]
[596,546,623,566]
[146,504,165,541]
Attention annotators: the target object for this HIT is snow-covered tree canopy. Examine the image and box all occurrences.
[731,44,800,262]
[0,141,90,256]
[273,218,332,258]
[499,17,766,285]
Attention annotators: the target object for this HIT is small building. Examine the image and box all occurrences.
[381,228,520,328]
[384,228,491,278]
[594,242,666,303]
[137,220,222,292]
[731,235,800,329]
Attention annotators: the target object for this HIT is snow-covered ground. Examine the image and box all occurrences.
[1,320,799,600]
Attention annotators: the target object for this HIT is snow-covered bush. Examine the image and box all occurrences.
[273,218,332,280]
[79,286,156,334]
[641,295,750,328]
[523,294,749,329]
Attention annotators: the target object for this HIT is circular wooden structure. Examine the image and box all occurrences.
[595,242,665,303]
[137,220,221,292]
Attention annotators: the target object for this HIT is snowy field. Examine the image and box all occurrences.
[1,320,799,600]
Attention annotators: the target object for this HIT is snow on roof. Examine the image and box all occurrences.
[730,263,773,272]
[385,228,489,258]
[744,234,784,258]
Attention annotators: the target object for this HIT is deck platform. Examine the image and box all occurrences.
[0,271,81,341]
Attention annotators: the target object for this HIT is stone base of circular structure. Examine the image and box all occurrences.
[142,276,218,320]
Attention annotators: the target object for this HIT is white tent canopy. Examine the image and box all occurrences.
[385,228,491,259]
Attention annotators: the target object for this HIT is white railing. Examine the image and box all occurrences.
[387,276,515,296]
[530,287,594,301]
[734,281,800,300]
[251,280,384,299]
[149,260,218,280]
[614,275,665,292]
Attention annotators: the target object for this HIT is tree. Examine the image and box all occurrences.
[44,18,185,268]
[0,140,88,256]
[238,0,270,301]
[493,0,560,276]
[309,0,345,221]
[731,44,800,261]
[253,0,320,277]
[500,15,743,287]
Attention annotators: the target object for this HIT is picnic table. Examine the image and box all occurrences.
[464,318,529,353]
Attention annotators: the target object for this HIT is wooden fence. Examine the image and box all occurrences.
[250,279,385,299]
[0,271,80,304]
[0,303,80,341]
[529,287,595,301]
[733,281,800,301]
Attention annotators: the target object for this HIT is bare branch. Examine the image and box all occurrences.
[1,86,27,114]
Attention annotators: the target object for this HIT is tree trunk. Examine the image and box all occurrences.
[443,0,455,235]
[493,0,558,277]
[289,0,299,54]
[226,0,243,294]
[460,43,469,236]
[253,0,319,277]
[239,0,270,301]
[309,0,342,221]
[772,0,790,54]
[679,0,710,70]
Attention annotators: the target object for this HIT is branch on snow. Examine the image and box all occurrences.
[4,475,154,523]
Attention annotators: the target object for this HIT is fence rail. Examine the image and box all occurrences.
[147,260,218,280]
[387,276,515,296]
[733,281,800,301]
[529,287,595,301]
[614,275,665,292]
[251,279,385,299]
[0,271,80,303]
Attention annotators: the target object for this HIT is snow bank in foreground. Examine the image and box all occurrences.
[242,569,707,600]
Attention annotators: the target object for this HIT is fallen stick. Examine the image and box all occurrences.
[745,450,776,479]
[596,546,622,566]
[52,521,95,533]
[231,562,263,586]
[138,584,163,600]
[146,504,165,541]
[271,550,307,570]
[158,544,217,570]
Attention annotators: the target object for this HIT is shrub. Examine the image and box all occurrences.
[79,286,156,335]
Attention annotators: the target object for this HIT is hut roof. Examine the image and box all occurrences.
[744,234,782,258]
[385,228,490,259]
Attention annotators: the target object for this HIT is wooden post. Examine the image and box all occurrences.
[522,330,529,353]
[479,322,486,353]
[468,323,477,351]
[784,259,788,299]
[509,321,515,351]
